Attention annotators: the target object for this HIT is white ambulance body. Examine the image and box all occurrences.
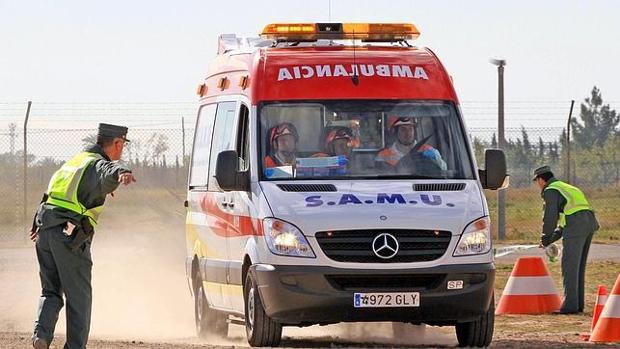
[185,23,507,347]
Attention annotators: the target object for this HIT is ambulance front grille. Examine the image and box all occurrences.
[315,230,451,263]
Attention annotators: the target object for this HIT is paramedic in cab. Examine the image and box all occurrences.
[264,122,298,168]
[375,116,446,172]
[312,127,354,158]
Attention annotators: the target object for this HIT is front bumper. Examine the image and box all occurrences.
[252,262,494,326]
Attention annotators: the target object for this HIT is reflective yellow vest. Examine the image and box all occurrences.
[46,152,104,227]
[544,180,591,227]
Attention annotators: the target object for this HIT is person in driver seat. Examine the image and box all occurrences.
[375,116,446,172]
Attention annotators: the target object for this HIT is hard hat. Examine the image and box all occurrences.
[324,127,353,150]
[269,122,299,146]
[388,116,417,132]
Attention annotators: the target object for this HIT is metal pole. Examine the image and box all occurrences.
[496,62,506,240]
[181,116,186,166]
[23,101,32,237]
[566,100,575,184]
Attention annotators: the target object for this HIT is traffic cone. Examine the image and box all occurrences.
[580,285,607,341]
[590,274,620,343]
[496,256,562,314]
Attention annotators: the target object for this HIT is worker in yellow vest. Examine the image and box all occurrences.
[533,165,599,314]
[30,123,136,349]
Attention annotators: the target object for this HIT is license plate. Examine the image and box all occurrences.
[353,292,420,308]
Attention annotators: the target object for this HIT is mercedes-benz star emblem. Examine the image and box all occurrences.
[372,233,399,259]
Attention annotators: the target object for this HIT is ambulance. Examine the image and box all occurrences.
[185,23,507,347]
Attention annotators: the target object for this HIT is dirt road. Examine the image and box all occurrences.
[1,191,619,348]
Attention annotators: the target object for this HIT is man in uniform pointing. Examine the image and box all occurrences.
[31,123,136,348]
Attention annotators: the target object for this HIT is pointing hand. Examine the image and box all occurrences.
[118,172,137,186]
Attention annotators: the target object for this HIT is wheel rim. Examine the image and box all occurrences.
[247,287,255,330]
[196,285,204,333]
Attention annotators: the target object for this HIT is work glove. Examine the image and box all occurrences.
[421,148,440,161]
[540,228,563,247]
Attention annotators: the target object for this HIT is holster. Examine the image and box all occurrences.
[66,216,95,252]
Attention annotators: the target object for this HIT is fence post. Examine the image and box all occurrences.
[23,101,32,240]
[496,61,507,240]
[566,100,575,184]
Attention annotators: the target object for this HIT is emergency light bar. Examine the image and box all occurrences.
[260,23,420,42]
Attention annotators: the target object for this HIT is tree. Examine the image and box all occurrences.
[81,134,97,149]
[571,86,619,149]
[548,141,559,163]
[537,137,545,158]
[145,133,169,166]
[471,136,486,165]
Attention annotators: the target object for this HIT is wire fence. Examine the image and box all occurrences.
[1,102,618,243]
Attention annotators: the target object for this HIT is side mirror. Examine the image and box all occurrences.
[479,149,508,190]
[215,150,250,192]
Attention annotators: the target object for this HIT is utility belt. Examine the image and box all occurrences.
[31,193,95,252]
[63,216,95,252]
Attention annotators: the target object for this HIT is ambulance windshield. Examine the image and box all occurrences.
[259,100,474,180]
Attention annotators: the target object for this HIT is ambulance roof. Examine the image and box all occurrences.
[199,43,458,104]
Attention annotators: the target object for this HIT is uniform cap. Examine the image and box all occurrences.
[98,123,130,142]
[532,165,552,181]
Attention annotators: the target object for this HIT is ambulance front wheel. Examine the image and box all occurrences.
[455,293,494,347]
[193,274,228,339]
[244,270,282,347]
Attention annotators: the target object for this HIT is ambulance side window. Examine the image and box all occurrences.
[189,103,217,188]
[236,104,250,171]
[208,101,238,190]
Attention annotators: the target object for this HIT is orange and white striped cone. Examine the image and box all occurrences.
[590,274,620,343]
[580,285,608,341]
[496,256,562,314]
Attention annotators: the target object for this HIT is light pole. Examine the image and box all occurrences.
[490,58,506,240]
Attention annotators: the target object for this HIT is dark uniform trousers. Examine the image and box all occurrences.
[34,225,92,349]
[561,232,594,313]
[560,210,598,313]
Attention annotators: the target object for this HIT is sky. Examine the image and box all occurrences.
[1,0,619,129]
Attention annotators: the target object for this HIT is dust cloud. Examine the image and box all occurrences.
[278,322,456,347]
[0,189,197,343]
[0,188,455,347]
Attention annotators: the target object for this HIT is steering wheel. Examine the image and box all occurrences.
[395,135,444,177]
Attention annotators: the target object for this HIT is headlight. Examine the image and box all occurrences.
[263,218,315,258]
[453,217,491,256]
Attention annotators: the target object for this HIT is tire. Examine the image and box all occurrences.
[391,322,426,343]
[455,294,495,347]
[244,270,282,347]
[193,274,228,339]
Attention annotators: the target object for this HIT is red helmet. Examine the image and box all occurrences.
[388,116,417,132]
[269,122,299,147]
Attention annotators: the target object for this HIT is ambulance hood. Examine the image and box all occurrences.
[259,180,486,236]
